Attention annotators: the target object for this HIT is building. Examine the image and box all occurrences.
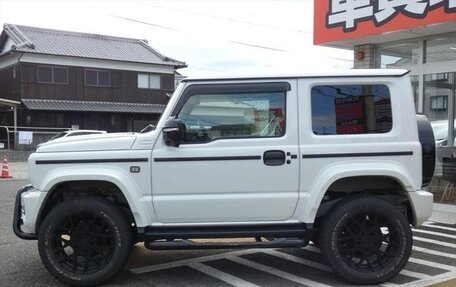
[314,0,456,203]
[0,24,186,147]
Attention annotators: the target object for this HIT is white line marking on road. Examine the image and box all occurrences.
[413,236,456,249]
[402,271,456,287]
[398,269,428,280]
[262,250,333,272]
[305,245,451,277]
[379,283,401,287]
[304,245,321,253]
[188,262,261,287]
[412,245,456,259]
[227,256,334,287]
[130,249,262,274]
[408,258,456,272]
[422,222,456,232]
[413,228,456,239]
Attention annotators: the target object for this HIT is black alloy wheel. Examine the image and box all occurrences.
[319,196,412,285]
[38,198,133,286]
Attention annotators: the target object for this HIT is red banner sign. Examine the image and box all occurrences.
[314,0,456,45]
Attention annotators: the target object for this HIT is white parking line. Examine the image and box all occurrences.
[412,228,456,239]
[188,262,260,287]
[408,258,456,272]
[412,245,456,259]
[422,223,456,232]
[263,249,333,272]
[130,249,262,274]
[402,271,456,287]
[413,236,456,249]
[398,269,428,280]
[227,256,334,287]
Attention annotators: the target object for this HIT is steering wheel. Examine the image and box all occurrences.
[191,119,211,141]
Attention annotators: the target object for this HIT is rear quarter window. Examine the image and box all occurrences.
[311,84,392,135]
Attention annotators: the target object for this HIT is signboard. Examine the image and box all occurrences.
[18,131,33,145]
[334,96,365,134]
[315,0,456,45]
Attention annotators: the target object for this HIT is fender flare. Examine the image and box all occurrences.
[298,162,416,223]
[38,166,151,228]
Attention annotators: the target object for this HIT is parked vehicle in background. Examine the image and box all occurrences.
[37,130,107,148]
[49,130,107,141]
[431,120,456,147]
[13,69,435,286]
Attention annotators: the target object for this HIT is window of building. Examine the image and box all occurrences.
[85,69,111,87]
[37,66,68,84]
[424,73,452,122]
[425,35,456,64]
[311,84,392,135]
[137,73,161,89]
[377,40,421,68]
[176,91,286,143]
[431,96,448,111]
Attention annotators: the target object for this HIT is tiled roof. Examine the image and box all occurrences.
[1,23,186,68]
[22,99,166,114]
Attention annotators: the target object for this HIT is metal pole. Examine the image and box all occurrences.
[13,106,17,149]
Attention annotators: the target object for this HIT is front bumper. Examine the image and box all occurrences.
[12,185,46,240]
[407,189,434,226]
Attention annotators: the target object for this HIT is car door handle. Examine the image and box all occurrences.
[263,150,286,166]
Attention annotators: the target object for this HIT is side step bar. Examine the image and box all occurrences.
[140,223,311,241]
[145,237,309,250]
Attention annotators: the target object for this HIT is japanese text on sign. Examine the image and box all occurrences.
[327,0,456,31]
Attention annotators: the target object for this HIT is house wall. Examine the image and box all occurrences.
[20,63,174,104]
[0,65,20,101]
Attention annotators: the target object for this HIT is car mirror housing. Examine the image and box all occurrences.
[162,118,186,147]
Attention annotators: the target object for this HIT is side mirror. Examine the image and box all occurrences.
[162,118,186,147]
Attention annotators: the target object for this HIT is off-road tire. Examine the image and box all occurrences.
[319,195,412,285]
[38,198,134,286]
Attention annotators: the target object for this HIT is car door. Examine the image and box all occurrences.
[151,80,300,223]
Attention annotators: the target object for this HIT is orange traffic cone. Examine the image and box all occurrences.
[1,157,12,179]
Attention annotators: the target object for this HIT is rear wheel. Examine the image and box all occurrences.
[38,198,134,286]
[319,196,412,285]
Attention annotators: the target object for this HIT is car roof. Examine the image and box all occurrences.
[182,69,410,82]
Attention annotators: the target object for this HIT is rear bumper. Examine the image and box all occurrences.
[407,190,434,226]
[12,185,45,240]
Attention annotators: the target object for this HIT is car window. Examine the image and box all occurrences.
[176,91,286,143]
[311,84,392,135]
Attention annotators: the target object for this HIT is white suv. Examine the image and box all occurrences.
[13,69,435,286]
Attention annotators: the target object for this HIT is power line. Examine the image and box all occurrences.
[107,14,290,53]
[139,1,312,34]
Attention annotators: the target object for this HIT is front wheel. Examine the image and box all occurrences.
[319,196,412,285]
[38,198,134,286]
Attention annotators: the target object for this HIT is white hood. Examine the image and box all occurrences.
[36,133,137,153]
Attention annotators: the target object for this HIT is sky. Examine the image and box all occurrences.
[0,0,353,76]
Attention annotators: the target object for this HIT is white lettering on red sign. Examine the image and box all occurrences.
[326,0,455,31]
[376,0,427,24]
[327,0,374,31]
[449,0,456,9]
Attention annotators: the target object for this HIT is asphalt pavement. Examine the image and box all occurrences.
[1,180,455,287]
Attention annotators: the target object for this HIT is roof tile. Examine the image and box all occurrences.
[2,23,186,68]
